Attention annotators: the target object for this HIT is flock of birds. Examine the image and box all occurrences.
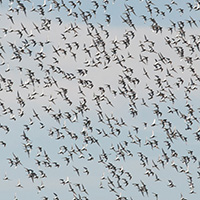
[1,0,200,199]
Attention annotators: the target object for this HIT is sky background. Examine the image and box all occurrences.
[0,0,200,200]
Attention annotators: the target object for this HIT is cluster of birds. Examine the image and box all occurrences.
[1,0,200,199]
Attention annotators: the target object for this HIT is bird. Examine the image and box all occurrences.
[16,179,23,188]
